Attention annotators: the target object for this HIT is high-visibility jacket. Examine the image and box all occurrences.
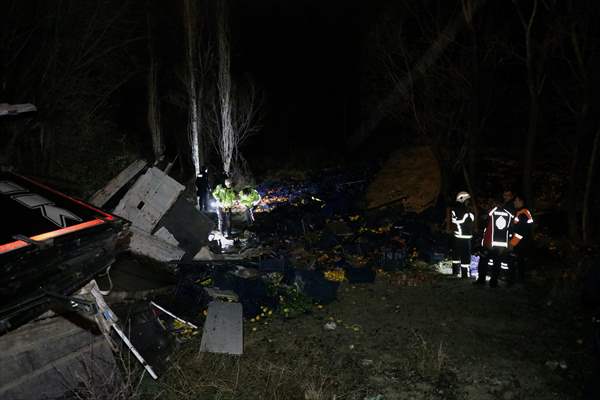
[451,202,475,239]
[482,206,514,249]
[509,207,534,247]
[239,188,261,209]
[212,184,236,209]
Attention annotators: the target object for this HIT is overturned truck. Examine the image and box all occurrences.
[0,171,131,399]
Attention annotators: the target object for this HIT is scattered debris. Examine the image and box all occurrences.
[129,226,184,263]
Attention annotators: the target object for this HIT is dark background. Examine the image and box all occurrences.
[1,0,599,241]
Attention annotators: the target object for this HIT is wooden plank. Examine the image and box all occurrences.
[89,159,148,207]
[0,103,36,116]
[0,316,118,400]
[200,301,243,355]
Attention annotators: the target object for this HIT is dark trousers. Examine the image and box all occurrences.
[510,242,530,283]
[217,208,232,237]
[197,190,208,211]
[477,247,508,286]
[244,207,255,225]
[452,237,471,278]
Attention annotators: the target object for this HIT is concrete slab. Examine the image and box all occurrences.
[113,167,184,233]
[129,226,185,263]
[200,301,243,355]
[153,226,180,247]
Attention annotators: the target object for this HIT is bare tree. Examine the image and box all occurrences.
[0,0,141,189]
[147,5,164,162]
[347,0,488,151]
[582,124,600,243]
[554,0,598,240]
[512,0,557,206]
[216,0,235,176]
[373,0,498,218]
[183,0,203,177]
[209,0,262,178]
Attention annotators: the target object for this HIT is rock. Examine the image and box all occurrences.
[324,321,337,330]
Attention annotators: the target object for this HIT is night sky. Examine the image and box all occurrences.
[233,0,368,161]
[1,0,599,210]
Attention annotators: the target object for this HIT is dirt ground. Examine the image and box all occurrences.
[140,270,590,400]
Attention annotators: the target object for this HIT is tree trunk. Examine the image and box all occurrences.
[147,9,163,162]
[183,0,201,177]
[566,107,587,240]
[217,0,234,176]
[466,11,481,213]
[582,123,600,243]
[520,0,541,207]
[522,96,539,205]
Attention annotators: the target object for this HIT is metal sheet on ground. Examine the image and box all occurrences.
[200,301,243,355]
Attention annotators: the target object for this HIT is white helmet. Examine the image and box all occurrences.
[456,191,471,203]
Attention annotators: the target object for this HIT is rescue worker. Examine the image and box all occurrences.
[508,193,534,284]
[195,165,210,211]
[238,186,261,225]
[212,178,236,237]
[451,191,475,278]
[475,198,514,287]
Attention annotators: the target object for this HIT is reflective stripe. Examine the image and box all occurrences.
[494,211,509,216]
[454,234,473,239]
[452,213,470,224]
[492,241,508,248]
[489,207,498,216]
[452,261,460,264]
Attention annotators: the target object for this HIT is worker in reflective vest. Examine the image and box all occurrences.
[238,186,261,225]
[508,194,534,284]
[475,202,514,287]
[212,178,236,237]
[451,191,475,278]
